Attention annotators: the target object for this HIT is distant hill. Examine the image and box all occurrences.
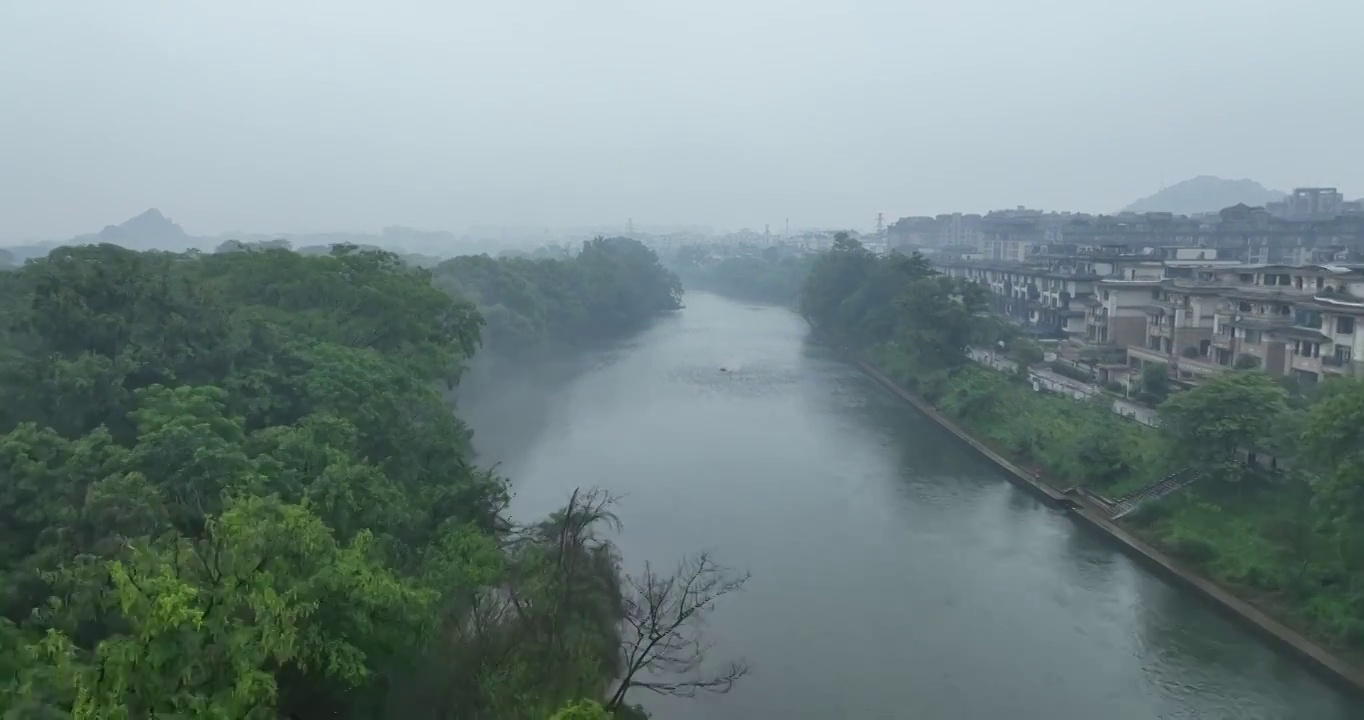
[1123,176,1286,215]
[7,210,572,262]
[1,240,72,262]
[70,208,200,252]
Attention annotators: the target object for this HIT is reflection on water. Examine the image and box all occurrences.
[460,292,1355,720]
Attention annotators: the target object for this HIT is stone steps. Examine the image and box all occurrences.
[1110,468,1201,519]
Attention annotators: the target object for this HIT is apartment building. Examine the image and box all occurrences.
[1085,280,1153,347]
[894,193,1364,266]
[936,259,1094,339]
[1265,187,1360,220]
[1210,204,1364,264]
[941,249,1216,344]
[1116,263,1364,384]
[1063,212,1206,250]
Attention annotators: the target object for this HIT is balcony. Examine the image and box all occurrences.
[1171,354,1230,378]
[1227,315,1292,334]
[1148,322,1172,338]
[1290,352,1323,374]
[1127,345,1168,365]
[1211,334,1234,350]
[1322,354,1355,375]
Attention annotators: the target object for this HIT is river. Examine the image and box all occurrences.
[460,292,1356,720]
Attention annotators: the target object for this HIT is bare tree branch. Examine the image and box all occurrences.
[607,551,750,710]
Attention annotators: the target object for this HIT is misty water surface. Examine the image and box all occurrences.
[460,292,1354,720]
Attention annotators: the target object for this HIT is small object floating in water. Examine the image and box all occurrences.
[719,367,729,372]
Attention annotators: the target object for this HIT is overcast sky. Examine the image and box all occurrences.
[3,0,1361,240]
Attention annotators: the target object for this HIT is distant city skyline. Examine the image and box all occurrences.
[10,173,1364,252]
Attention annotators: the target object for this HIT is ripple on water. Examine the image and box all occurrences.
[667,362,805,398]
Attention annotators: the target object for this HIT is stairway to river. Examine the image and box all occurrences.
[1109,468,1202,519]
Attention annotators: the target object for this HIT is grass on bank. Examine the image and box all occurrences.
[865,343,1364,655]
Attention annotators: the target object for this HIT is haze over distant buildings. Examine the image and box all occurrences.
[1122,177,1288,216]
[3,0,1363,242]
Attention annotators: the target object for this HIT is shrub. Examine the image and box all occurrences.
[1048,360,1094,383]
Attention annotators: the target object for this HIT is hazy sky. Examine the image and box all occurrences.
[3,0,1362,240]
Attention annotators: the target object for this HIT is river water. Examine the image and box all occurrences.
[461,292,1356,720]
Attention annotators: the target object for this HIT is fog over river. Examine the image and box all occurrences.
[460,292,1354,720]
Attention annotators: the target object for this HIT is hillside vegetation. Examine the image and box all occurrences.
[0,241,732,719]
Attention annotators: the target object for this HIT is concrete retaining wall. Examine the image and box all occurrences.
[853,357,1364,697]
[854,361,1067,506]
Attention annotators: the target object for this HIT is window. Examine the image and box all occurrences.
[1244,329,1262,344]
[1338,317,1356,334]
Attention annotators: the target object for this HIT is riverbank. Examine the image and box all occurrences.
[852,354,1364,697]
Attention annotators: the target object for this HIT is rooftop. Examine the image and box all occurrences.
[1271,326,1331,342]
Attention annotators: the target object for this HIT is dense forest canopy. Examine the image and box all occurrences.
[667,246,811,307]
[432,237,682,359]
[0,241,729,719]
[800,233,1364,654]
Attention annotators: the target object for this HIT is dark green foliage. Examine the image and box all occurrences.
[0,243,690,718]
[670,248,814,306]
[1048,360,1095,383]
[1157,372,1287,478]
[799,233,987,374]
[432,236,682,359]
[1139,363,1171,404]
[1011,341,1045,370]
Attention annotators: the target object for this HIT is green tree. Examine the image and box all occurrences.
[1139,363,1170,404]
[1301,380,1364,563]
[798,233,876,333]
[1011,340,1044,382]
[1157,371,1288,481]
[431,237,681,361]
[551,700,614,720]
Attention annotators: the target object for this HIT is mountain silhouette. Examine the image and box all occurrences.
[71,208,194,251]
[1123,176,1286,215]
